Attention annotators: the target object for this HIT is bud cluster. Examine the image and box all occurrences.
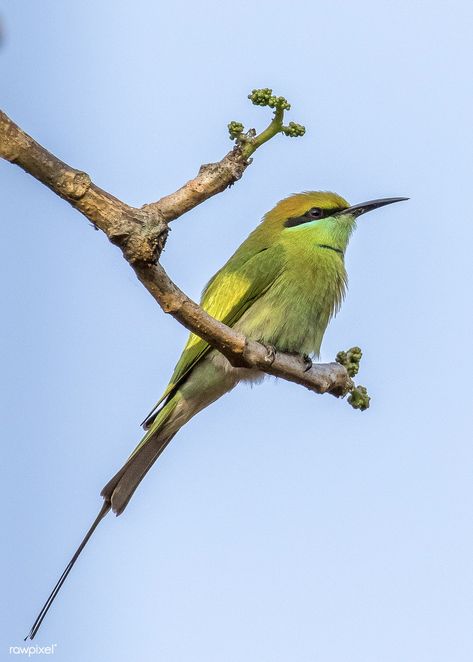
[348,386,371,411]
[228,121,245,140]
[282,121,306,138]
[248,88,291,111]
[336,346,363,377]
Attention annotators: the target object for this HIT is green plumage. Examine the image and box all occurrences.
[105,191,355,514]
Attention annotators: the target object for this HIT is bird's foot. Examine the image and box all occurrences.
[262,343,277,366]
[286,351,313,372]
[302,353,313,372]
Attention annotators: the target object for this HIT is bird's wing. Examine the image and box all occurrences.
[142,243,285,427]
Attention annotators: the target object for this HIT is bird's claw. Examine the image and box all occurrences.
[286,350,313,371]
[302,354,313,372]
[263,343,277,366]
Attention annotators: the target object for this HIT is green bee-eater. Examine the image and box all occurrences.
[26,191,407,638]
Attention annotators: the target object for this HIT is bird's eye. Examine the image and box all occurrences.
[307,207,323,219]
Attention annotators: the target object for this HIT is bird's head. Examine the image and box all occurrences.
[263,191,408,255]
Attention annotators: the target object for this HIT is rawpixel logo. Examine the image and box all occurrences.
[9,644,57,656]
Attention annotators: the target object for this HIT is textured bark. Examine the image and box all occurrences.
[144,150,249,223]
[0,109,352,398]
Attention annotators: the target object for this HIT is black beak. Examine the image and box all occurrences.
[336,197,409,217]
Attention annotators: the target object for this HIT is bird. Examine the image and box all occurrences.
[25,191,407,639]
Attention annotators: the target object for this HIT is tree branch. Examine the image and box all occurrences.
[0,91,362,403]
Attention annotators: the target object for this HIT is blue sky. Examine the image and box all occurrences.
[2,1,473,660]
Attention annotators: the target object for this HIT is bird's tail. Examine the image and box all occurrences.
[25,394,183,640]
[101,394,181,515]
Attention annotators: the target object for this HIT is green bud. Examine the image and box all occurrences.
[336,346,362,377]
[281,122,305,137]
[348,386,370,411]
[248,88,274,106]
[228,121,245,140]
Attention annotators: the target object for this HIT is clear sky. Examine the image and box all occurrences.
[2,1,472,660]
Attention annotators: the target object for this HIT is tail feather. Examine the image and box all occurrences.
[25,394,182,639]
[101,430,176,515]
[25,393,190,641]
[24,431,172,640]
[24,501,110,641]
[102,394,181,514]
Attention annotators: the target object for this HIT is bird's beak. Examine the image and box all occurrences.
[336,197,409,217]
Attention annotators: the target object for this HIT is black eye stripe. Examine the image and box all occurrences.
[283,207,344,228]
